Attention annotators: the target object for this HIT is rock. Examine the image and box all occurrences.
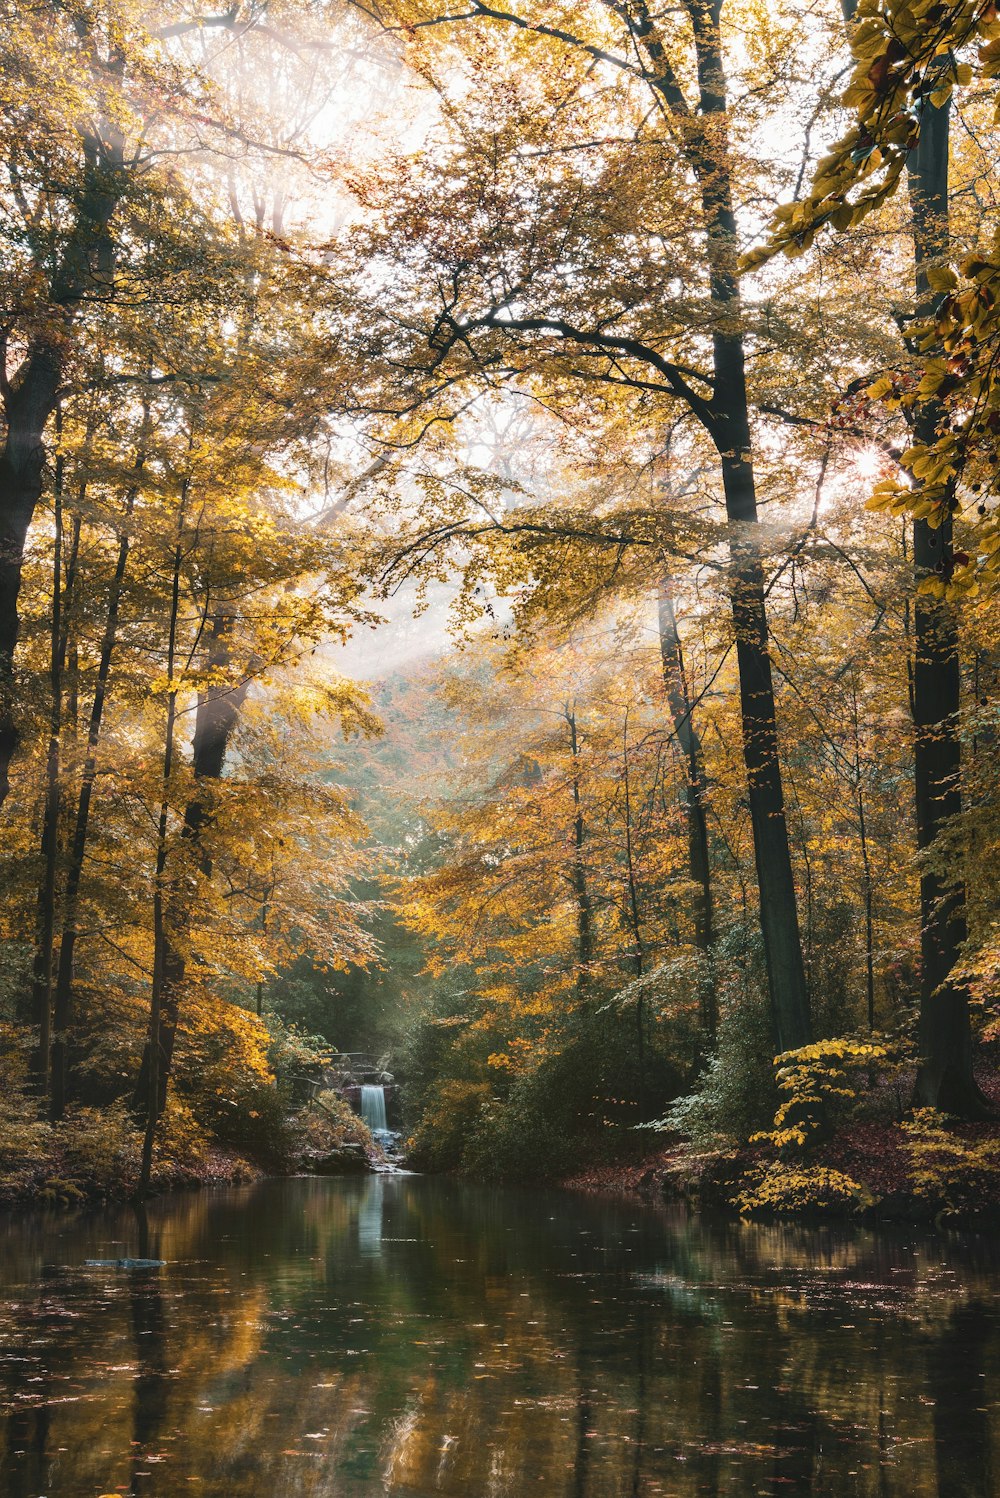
[304,1148,371,1176]
[84,1258,166,1270]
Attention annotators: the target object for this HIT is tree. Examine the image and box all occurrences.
[758,0,999,1111]
[330,0,892,1053]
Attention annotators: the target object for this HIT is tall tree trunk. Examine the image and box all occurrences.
[140,519,185,1194]
[620,709,647,1111]
[0,81,125,805]
[657,579,717,1041]
[29,438,85,1096]
[135,610,253,1128]
[686,0,811,1054]
[858,783,876,1032]
[565,703,593,998]
[0,354,63,806]
[847,671,877,1032]
[906,96,989,1115]
[839,0,985,1114]
[50,423,147,1121]
[28,431,65,1102]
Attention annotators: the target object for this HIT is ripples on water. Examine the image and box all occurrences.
[0,1175,997,1496]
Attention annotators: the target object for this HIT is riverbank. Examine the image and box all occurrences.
[561,1109,1000,1230]
[0,1089,387,1209]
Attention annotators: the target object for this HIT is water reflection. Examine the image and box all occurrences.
[0,1177,998,1496]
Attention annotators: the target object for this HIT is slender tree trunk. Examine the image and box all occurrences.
[50,423,147,1121]
[29,449,84,1095]
[620,711,646,1111]
[687,0,811,1054]
[657,579,717,1041]
[858,784,876,1032]
[620,711,645,979]
[565,704,593,998]
[140,521,185,1194]
[254,871,276,1017]
[907,96,989,1114]
[135,610,253,1123]
[846,673,878,1032]
[786,778,815,1004]
[28,431,64,1102]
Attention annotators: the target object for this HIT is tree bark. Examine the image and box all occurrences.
[838,0,986,1115]
[50,419,147,1121]
[906,96,990,1115]
[692,0,810,1053]
[135,611,253,1131]
[565,703,593,998]
[28,433,65,1102]
[619,709,647,1110]
[657,579,717,1041]
[140,522,185,1193]
[0,70,125,805]
[0,352,64,806]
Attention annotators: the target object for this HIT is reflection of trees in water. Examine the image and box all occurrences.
[128,1206,169,1494]
[930,1304,995,1498]
[0,1181,999,1496]
[3,1367,49,1498]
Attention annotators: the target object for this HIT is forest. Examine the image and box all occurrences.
[2,0,1000,1224]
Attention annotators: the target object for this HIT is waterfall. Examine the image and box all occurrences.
[360,1084,388,1134]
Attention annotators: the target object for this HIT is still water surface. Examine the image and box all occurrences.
[0,1175,998,1497]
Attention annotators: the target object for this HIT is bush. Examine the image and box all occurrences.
[462,1083,576,1181]
[752,1036,907,1150]
[298,1089,376,1156]
[199,1075,296,1167]
[407,1079,492,1172]
[0,1026,51,1197]
[901,1108,1000,1219]
[659,984,776,1150]
[56,1101,142,1198]
[152,1097,211,1182]
[733,1161,876,1216]
[265,1016,331,1105]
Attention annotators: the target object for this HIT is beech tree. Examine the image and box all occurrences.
[330,0,891,1054]
[757,0,999,1112]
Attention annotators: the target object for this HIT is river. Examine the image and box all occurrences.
[0,1175,997,1496]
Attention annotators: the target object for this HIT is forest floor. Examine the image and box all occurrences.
[0,1143,265,1210]
[0,1100,384,1209]
[560,1090,1000,1230]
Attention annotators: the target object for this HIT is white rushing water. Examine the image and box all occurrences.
[360,1084,388,1134]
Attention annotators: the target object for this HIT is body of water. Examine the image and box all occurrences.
[0,1175,997,1496]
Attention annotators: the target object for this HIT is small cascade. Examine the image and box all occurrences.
[360,1084,388,1134]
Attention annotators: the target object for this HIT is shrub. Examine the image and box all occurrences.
[55,1101,142,1198]
[407,1079,492,1172]
[199,1075,296,1167]
[298,1089,376,1156]
[462,1085,576,1181]
[752,1034,913,1151]
[265,1016,331,1105]
[733,1161,876,1216]
[658,984,776,1150]
[901,1107,1000,1219]
[0,1030,51,1197]
[152,1097,211,1183]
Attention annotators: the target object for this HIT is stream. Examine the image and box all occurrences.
[1,1175,998,1496]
